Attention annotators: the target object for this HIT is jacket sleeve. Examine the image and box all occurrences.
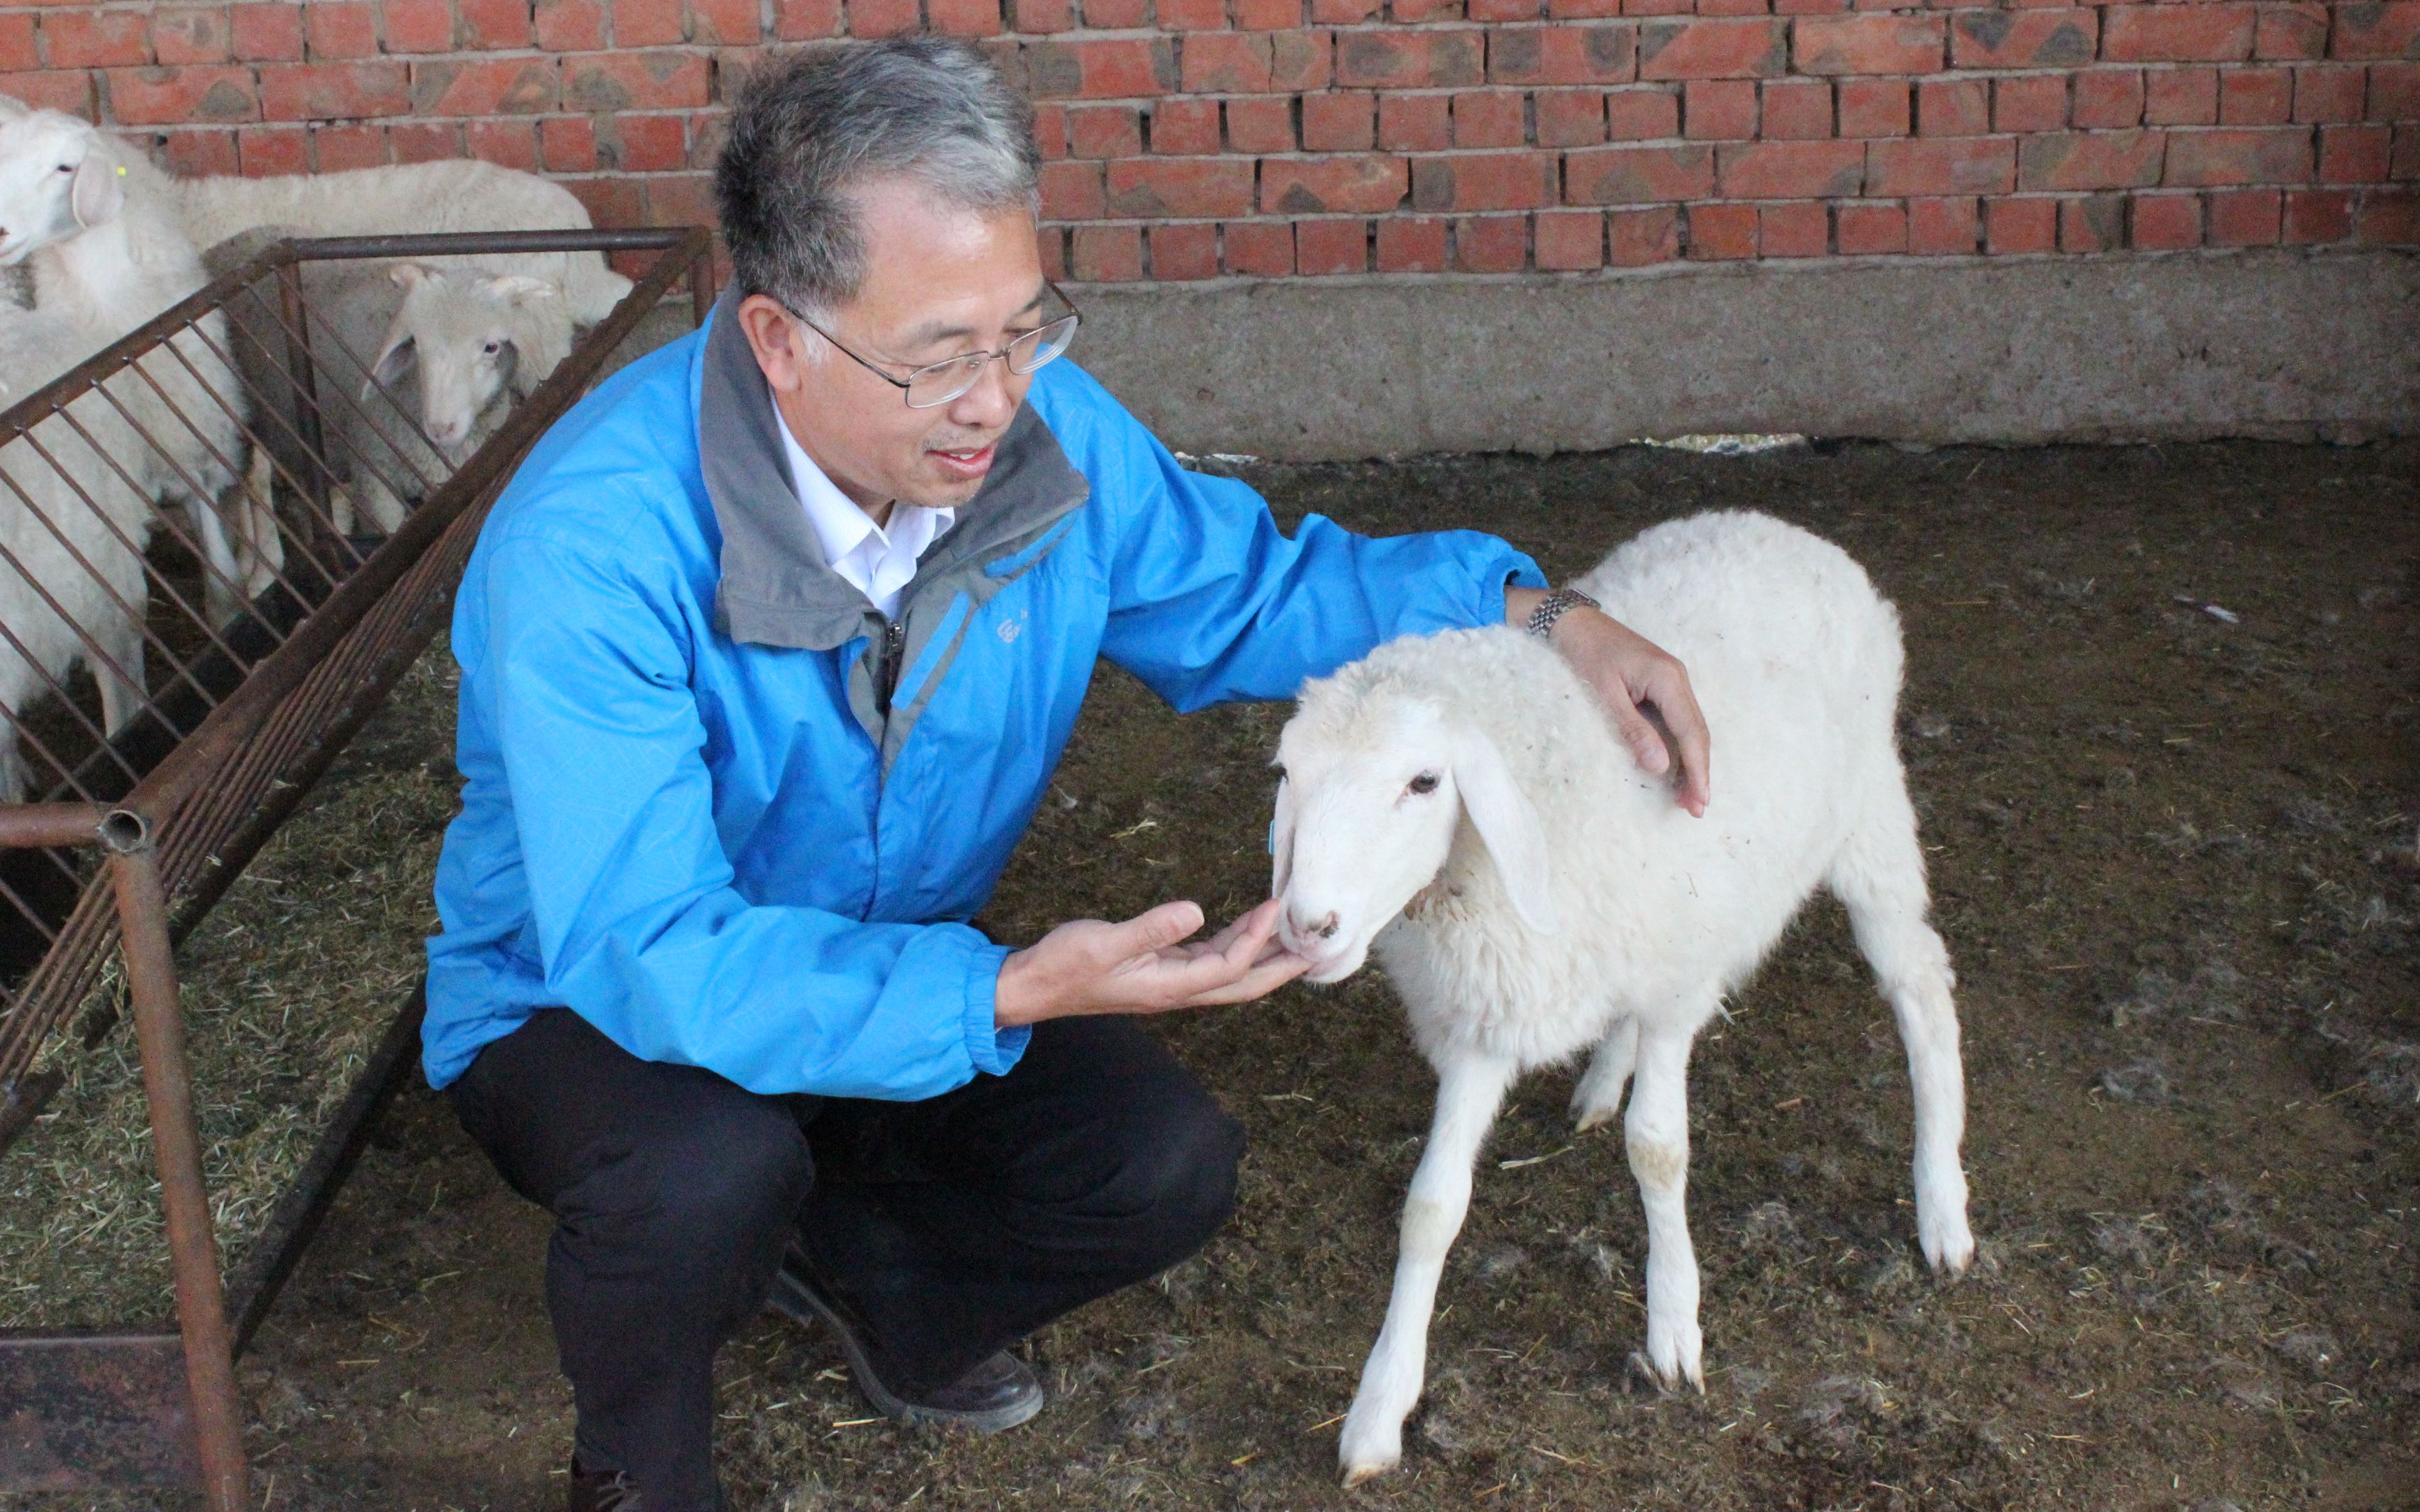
[1080,393,1546,711]
[471,531,1026,1100]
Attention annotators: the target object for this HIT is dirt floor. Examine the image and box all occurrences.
[8,438,2418,1512]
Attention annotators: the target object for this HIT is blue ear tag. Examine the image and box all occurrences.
[1265,820,1275,855]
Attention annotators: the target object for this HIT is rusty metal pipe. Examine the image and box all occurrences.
[0,803,105,850]
[107,839,247,1512]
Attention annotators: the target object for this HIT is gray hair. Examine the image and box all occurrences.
[714,38,1041,318]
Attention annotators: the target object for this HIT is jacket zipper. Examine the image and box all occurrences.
[864,617,907,923]
[874,618,907,718]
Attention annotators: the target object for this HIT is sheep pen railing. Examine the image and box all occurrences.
[0,225,714,1509]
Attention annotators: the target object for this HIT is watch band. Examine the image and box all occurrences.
[1527,586,1600,640]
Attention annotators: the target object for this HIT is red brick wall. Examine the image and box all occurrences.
[0,0,2412,279]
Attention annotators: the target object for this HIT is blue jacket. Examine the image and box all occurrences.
[421,295,1543,1098]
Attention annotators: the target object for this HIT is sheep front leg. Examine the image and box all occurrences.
[1627,1022,1704,1391]
[350,470,410,536]
[1570,1015,1638,1132]
[1339,1051,1517,1486]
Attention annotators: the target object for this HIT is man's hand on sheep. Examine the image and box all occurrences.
[995,898,1311,1027]
[1505,587,1712,818]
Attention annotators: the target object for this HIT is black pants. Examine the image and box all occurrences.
[447,1009,1244,1510]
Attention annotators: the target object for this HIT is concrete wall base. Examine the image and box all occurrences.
[1065,249,2417,461]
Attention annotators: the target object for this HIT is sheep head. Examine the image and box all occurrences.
[368,264,569,461]
[1272,676,1558,984]
[0,108,123,266]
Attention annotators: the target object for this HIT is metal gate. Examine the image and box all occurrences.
[0,225,714,1509]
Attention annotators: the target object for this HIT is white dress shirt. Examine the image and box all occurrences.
[773,389,954,621]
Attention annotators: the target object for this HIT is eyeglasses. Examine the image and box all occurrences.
[786,283,1082,410]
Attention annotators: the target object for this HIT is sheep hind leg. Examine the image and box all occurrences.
[1627,1017,1707,1392]
[1830,779,1975,1278]
[1571,1014,1638,1132]
[1339,1051,1518,1486]
[93,610,146,736]
[182,491,245,628]
[235,447,284,600]
[0,726,25,804]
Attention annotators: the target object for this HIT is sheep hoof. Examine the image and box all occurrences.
[1338,1415,1401,1486]
[1643,1320,1705,1394]
[1922,1222,1977,1280]
[1572,1102,1617,1134]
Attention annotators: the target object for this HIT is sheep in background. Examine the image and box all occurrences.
[349,263,572,530]
[0,308,160,792]
[209,239,573,535]
[1267,510,1975,1485]
[0,102,276,629]
[168,157,632,326]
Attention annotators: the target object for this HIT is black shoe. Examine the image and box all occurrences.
[766,1252,1045,1434]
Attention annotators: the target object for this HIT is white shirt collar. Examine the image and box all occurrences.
[771,385,954,621]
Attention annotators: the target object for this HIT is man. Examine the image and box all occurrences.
[423,36,1709,1512]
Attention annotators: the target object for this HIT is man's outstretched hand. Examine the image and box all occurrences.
[996,898,1311,1028]
[1505,586,1712,818]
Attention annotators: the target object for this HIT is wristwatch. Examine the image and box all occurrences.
[1526,586,1600,640]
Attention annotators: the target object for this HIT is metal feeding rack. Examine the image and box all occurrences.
[0,225,714,1510]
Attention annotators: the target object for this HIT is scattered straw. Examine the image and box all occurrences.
[0,645,460,1328]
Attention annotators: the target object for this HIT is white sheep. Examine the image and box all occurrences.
[1268,510,1975,1485]
[169,157,632,326]
[350,262,571,531]
[0,308,160,793]
[0,102,278,631]
[214,249,572,535]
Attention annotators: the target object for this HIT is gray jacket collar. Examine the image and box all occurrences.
[697,288,1090,652]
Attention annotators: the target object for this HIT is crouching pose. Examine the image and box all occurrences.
[422,37,1710,1512]
[1268,511,1975,1485]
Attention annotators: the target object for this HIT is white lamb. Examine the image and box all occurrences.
[0,309,158,794]
[169,157,631,326]
[214,247,573,535]
[1267,510,1975,1485]
[0,102,277,630]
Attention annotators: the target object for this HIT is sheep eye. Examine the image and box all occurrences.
[55,164,71,174]
[482,341,503,355]
[1407,772,1440,795]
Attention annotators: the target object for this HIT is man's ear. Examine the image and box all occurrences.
[735,293,814,393]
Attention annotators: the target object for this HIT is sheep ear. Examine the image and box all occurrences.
[1270,772,1297,901]
[388,262,434,290]
[363,323,415,400]
[482,274,560,304]
[70,152,124,230]
[1448,725,1559,937]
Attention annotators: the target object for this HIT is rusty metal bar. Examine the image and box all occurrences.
[692,246,718,330]
[203,297,347,540]
[106,832,246,1512]
[0,803,104,850]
